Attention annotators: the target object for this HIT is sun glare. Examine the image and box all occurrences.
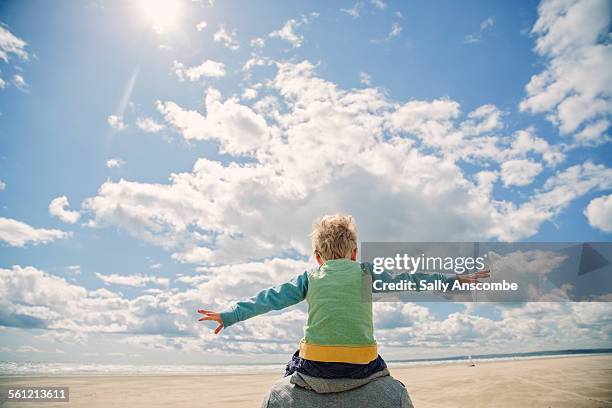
[139,0,182,33]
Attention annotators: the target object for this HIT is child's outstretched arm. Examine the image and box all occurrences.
[198,271,308,334]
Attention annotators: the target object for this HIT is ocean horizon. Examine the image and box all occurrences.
[2,348,611,377]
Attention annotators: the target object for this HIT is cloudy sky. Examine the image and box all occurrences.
[0,0,611,365]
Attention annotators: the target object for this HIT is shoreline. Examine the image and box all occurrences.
[1,355,611,407]
[1,351,611,377]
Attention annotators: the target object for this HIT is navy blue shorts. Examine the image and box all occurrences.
[284,349,387,379]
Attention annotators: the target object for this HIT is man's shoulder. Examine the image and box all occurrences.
[263,373,412,408]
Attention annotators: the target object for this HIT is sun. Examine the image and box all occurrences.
[139,0,183,33]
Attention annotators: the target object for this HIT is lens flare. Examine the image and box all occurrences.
[139,0,182,33]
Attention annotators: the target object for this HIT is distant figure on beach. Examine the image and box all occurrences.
[198,214,489,406]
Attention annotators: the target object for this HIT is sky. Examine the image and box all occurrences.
[0,0,611,365]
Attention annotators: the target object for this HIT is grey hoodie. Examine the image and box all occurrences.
[261,369,413,408]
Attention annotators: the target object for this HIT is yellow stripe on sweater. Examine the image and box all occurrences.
[299,340,378,364]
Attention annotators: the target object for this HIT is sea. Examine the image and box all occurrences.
[1,348,610,376]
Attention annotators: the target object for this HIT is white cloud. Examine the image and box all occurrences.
[370,0,386,9]
[388,22,402,39]
[341,2,364,18]
[241,88,258,100]
[106,158,125,169]
[120,335,190,351]
[12,74,27,91]
[500,159,543,187]
[481,17,495,30]
[155,87,269,155]
[387,103,563,167]
[506,127,565,166]
[250,37,265,48]
[359,71,372,86]
[213,25,239,51]
[181,258,312,300]
[242,56,271,73]
[374,303,431,330]
[373,22,402,42]
[195,20,207,31]
[574,119,610,144]
[464,16,495,44]
[340,0,388,18]
[0,265,162,334]
[95,272,169,287]
[0,25,28,62]
[519,0,611,144]
[269,13,319,48]
[493,161,612,241]
[375,301,612,356]
[532,162,612,212]
[136,117,165,133]
[0,217,70,247]
[0,180,5,190]
[67,265,81,275]
[584,194,612,233]
[107,115,127,131]
[172,60,226,82]
[269,19,303,48]
[0,26,30,92]
[459,104,503,135]
[49,196,81,224]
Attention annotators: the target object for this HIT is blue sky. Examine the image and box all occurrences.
[0,0,611,365]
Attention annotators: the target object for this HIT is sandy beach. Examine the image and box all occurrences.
[1,355,611,407]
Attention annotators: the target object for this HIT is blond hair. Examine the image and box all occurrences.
[311,214,358,261]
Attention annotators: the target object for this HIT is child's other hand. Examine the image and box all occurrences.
[197,310,224,334]
[457,268,490,284]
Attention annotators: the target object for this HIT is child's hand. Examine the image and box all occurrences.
[197,309,224,334]
[457,267,490,284]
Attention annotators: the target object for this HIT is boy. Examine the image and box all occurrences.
[198,214,489,378]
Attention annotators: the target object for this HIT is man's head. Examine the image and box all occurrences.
[311,214,358,264]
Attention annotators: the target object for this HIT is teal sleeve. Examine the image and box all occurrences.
[411,271,457,286]
[219,271,309,328]
[362,262,456,289]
